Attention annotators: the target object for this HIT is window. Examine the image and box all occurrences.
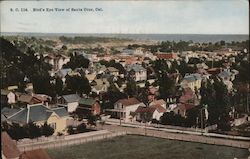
[49,123,56,130]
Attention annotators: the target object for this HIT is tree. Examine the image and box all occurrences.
[26,122,41,139]
[7,123,28,140]
[55,77,63,96]
[158,73,176,99]
[67,126,75,135]
[62,45,68,50]
[160,111,185,126]
[41,122,54,137]
[65,75,91,95]
[125,78,138,97]
[87,115,97,126]
[63,54,90,69]
[76,123,87,133]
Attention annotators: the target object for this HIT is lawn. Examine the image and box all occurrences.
[47,135,249,159]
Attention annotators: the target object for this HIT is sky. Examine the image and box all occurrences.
[0,0,249,34]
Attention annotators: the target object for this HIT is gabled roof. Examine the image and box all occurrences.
[18,94,43,104]
[179,103,196,111]
[116,98,141,107]
[150,104,166,113]
[127,64,146,72]
[20,149,51,159]
[150,99,166,106]
[218,70,232,78]
[107,67,119,72]
[57,68,72,77]
[183,73,202,83]
[2,132,21,158]
[61,94,80,103]
[79,98,96,106]
[51,107,68,117]
[135,106,156,113]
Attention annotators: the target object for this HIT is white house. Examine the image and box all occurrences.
[56,68,72,83]
[58,94,81,112]
[127,64,147,81]
[107,98,145,122]
[180,73,202,91]
[44,54,70,71]
[1,89,16,105]
[135,105,166,121]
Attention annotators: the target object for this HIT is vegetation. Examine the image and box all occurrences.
[59,36,131,44]
[2,122,54,140]
[47,135,249,159]
[127,40,249,53]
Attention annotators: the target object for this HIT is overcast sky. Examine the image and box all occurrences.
[0,0,249,34]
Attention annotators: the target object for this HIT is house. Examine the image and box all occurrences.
[17,94,43,105]
[1,89,16,105]
[218,69,238,91]
[20,149,51,159]
[106,98,145,122]
[91,78,110,95]
[173,103,196,118]
[218,69,238,82]
[7,104,71,134]
[174,88,199,117]
[85,74,96,83]
[180,73,202,91]
[2,131,21,159]
[77,98,101,116]
[44,53,70,71]
[56,68,72,83]
[16,94,50,106]
[135,105,166,121]
[127,64,147,81]
[58,94,81,113]
[105,67,119,76]
[149,99,167,109]
[155,52,178,60]
[92,63,106,74]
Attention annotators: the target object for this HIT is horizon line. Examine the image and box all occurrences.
[1,32,249,36]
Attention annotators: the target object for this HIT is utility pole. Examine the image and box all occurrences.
[247,84,249,114]
[201,107,203,130]
[119,103,122,126]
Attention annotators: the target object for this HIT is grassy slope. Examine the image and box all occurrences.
[47,135,249,159]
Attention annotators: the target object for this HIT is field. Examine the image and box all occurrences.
[47,135,249,159]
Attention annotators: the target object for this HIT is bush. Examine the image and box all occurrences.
[26,122,41,139]
[67,125,75,135]
[57,132,63,136]
[76,123,87,133]
[41,122,54,137]
[7,123,28,140]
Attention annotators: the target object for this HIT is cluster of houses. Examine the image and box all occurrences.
[1,45,248,137]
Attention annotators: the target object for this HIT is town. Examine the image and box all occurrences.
[1,35,250,159]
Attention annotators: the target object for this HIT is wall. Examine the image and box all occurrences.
[67,102,79,113]
[47,113,69,134]
[17,130,126,152]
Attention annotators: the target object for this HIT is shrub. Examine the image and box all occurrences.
[76,123,87,133]
[41,122,54,137]
[26,122,41,139]
[67,125,75,135]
